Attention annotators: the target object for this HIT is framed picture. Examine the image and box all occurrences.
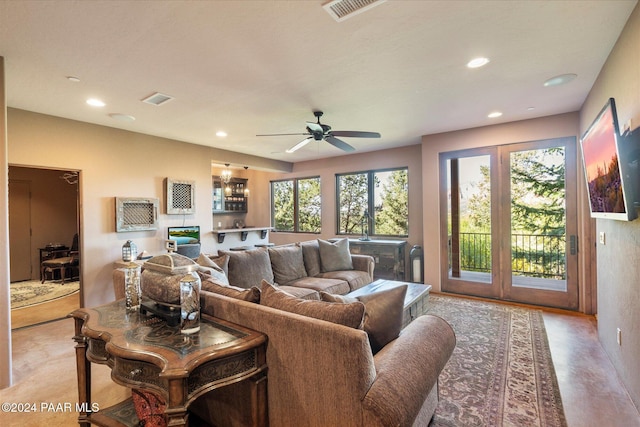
[115,197,159,232]
[166,178,196,215]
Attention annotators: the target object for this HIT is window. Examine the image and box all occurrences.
[337,168,408,237]
[271,177,321,233]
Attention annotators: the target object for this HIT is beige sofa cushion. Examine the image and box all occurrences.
[318,238,354,272]
[283,276,350,295]
[268,244,307,285]
[322,285,407,353]
[220,249,274,289]
[261,281,364,329]
[201,278,260,303]
[317,269,371,291]
[277,285,320,300]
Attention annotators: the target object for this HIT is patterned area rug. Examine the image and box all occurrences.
[427,294,567,427]
[10,279,79,309]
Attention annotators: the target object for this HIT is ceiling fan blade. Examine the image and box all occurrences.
[286,137,313,153]
[256,132,310,137]
[325,136,355,152]
[330,131,381,138]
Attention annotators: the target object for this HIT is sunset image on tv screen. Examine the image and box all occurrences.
[581,107,626,213]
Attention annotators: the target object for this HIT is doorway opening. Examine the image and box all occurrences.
[8,165,81,328]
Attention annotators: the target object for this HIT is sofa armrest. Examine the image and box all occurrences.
[362,315,456,426]
[200,290,378,426]
[351,254,375,281]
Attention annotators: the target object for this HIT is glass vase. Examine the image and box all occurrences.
[180,271,201,334]
[123,263,141,311]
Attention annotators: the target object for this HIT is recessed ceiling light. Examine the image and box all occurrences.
[66,76,80,82]
[86,98,105,107]
[543,73,577,87]
[216,131,228,137]
[488,111,503,118]
[467,57,490,68]
[109,113,136,122]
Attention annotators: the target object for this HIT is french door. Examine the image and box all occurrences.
[439,137,578,310]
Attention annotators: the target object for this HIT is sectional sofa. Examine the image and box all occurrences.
[112,239,456,426]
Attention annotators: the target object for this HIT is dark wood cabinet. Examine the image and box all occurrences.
[213,177,248,213]
[347,239,407,281]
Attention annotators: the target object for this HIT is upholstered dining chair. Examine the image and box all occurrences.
[41,233,79,284]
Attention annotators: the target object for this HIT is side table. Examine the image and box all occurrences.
[346,239,407,281]
[69,299,267,427]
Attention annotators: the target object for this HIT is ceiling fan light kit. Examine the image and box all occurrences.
[259,110,380,154]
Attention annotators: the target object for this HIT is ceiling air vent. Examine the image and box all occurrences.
[141,92,174,106]
[323,0,386,22]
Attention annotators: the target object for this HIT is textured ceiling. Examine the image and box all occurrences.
[0,1,637,164]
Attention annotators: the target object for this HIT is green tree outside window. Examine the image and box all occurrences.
[271,177,321,233]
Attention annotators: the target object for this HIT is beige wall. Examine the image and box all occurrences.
[1,57,13,387]
[579,3,640,409]
[7,108,290,308]
[265,145,424,263]
[420,112,584,296]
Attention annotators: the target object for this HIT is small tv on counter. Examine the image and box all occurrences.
[580,98,637,221]
[168,226,200,245]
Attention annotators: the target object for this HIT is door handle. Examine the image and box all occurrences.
[570,235,577,255]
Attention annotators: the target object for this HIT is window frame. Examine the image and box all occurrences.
[335,167,409,238]
[270,176,322,233]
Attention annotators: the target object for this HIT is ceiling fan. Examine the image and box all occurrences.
[256,111,381,153]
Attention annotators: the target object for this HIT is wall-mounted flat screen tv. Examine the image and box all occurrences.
[580,98,637,221]
[168,226,200,245]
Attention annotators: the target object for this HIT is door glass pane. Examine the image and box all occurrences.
[447,155,492,283]
[510,148,567,291]
[212,180,224,212]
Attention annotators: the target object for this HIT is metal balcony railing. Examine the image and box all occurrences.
[451,232,566,280]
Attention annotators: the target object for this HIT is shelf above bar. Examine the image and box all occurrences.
[212,226,273,244]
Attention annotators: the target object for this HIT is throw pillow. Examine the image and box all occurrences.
[300,240,322,277]
[268,244,307,285]
[318,238,353,272]
[261,281,364,329]
[220,249,274,289]
[197,253,224,272]
[196,254,229,285]
[207,254,230,277]
[201,278,260,303]
[321,285,407,354]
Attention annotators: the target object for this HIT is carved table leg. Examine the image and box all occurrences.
[165,378,189,427]
[72,317,91,427]
[249,371,268,427]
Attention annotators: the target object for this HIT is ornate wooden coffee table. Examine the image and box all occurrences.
[346,279,432,328]
[69,299,267,427]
